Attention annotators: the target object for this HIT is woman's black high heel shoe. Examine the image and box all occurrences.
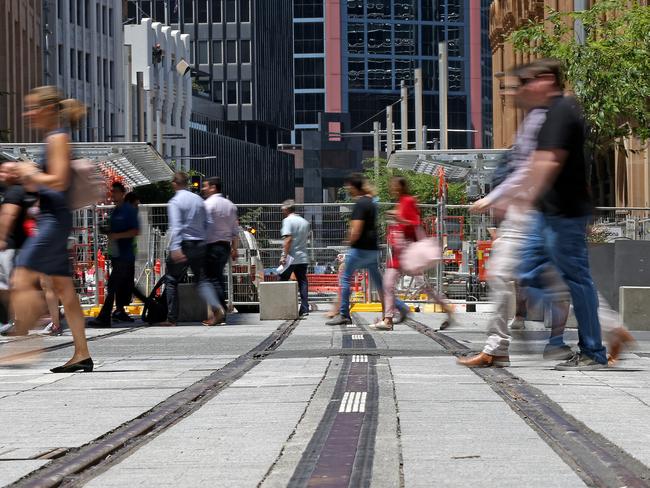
[50,358,94,373]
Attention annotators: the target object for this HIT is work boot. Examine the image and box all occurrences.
[457,352,510,368]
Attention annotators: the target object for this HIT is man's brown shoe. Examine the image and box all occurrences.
[457,352,510,368]
[607,327,635,365]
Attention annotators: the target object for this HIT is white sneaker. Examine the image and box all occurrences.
[38,322,63,336]
[509,317,525,330]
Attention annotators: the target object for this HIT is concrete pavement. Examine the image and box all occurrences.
[1,312,649,487]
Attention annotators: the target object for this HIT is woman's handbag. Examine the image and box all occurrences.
[68,158,106,210]
[399,227,441,276]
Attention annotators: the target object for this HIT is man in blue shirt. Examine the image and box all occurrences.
[158,172,223,326]
[89,182,139,327]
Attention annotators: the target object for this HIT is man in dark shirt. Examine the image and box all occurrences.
[89,182,140,327]
[0,184,38,331]
[327,173,384,326]
[524,59,608,370]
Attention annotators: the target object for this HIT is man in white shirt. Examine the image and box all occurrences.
[279,200,310,317]
[203,177,239,325]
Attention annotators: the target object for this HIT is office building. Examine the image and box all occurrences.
[125,0,295,203]
[0,0,43,143]
[44,0,125,142]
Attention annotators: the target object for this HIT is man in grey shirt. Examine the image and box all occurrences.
[279,200,310,317]
[160,172,223,326]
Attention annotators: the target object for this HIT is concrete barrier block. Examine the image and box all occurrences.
[619,287,650,331]
[259,281,298,320]
[178,283,209,322]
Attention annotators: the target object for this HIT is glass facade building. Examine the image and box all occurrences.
[343,0,471,149]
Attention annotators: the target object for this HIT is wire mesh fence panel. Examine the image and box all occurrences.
[70,203,650,309]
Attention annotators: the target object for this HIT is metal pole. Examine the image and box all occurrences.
[227,258,234,312]
[438,41,448,150]
[400,80,408,150]
[386,106,393,154]
[373,121,380,181]
[414,68,424,150]
[136,71,145,142]
[124,45,132,142]
[422,125,428,149]
[92,206,100,307]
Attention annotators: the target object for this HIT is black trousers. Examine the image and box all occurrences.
[206,242,230,308]
[165,240,220,323]
[97,260,135,321]
[280,263,309,315]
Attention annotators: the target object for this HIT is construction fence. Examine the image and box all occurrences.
[68,203,650,311]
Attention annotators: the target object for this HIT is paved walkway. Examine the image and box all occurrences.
[1,312,649,487]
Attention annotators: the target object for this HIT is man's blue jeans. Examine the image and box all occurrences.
[539,214,607,364]
[339,248,406,318]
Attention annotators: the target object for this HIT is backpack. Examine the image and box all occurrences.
[141,277,168,324]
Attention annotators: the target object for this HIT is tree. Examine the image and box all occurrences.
[360,158,467,205]
[510,1,650,202]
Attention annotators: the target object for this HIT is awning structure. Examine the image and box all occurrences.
[0,142,173,188]
[387,149,508,182]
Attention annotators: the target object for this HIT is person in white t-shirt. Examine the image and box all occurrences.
[279,200,311,317]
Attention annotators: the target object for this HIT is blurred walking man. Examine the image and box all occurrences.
[279,200,310,318]
[458,64,552,368]
[327,174,383,326]
[519,60,609,370]
[203,177,239,325]
[159,172,223,327]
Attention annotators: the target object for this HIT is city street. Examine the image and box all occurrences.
[2,312,650,487]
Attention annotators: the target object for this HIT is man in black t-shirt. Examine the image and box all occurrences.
[523,59,608,370]
[326,174,385,326]
[0,184,38,330]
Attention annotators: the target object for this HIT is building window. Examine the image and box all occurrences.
[226,0,236,22]
[294,0,323,18]
[197,0,208,22]
[294,58,324,89]
[102,6,107,34]
[96,3,100,31]
[109,61,114,88]
[348,59,365,88]
[85,53,91,82]
[184,0,193,23]
[239,0,249,22]
[447,26,464,57]
[70,0,75,24]
[211,0,222,22]
[109,8,113,36]
[213,81,223,103]
[77,50,83,80]
[367,59,392,89]
[97,56,101,86]
[241,81,251,104]
[347,23,365,54]
[212,41,222,63]
[70,48,75,78]
[58,45,64,75]
[103,58,108,87]
[198,41,209,64]
[295,92,324,124]
[240,40,250,63]
[77,0,83,25]
[295,23,324,54]
[226,40,237,63]
[85,0,90,27]
[227,81,237,104]
[58,0,63,19]
[190,41,194,63]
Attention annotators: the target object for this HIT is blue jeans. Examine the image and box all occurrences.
[339,248,406,318]
[518,211,568,348]
[539,214,607,364]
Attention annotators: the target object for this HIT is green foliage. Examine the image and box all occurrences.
[137,181,174,204]
[359,158,467,205]
[510,0,650,152]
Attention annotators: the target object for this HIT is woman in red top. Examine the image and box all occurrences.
[374,176,454,330]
